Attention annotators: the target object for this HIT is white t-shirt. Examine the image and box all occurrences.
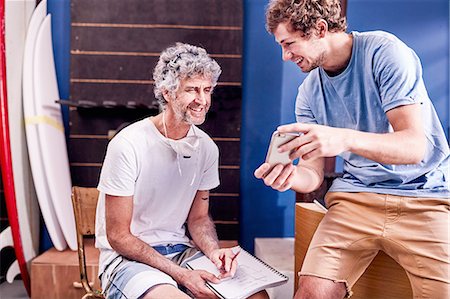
[95,117,219,274]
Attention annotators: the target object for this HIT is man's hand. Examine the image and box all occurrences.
[209,248,239,279]
[254,163,296,192]
[177,268,220,298]
[277,123,349,161]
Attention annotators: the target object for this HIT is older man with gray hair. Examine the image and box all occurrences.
[95,43,269,299]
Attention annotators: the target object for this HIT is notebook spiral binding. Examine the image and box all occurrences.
[240,247,289,279]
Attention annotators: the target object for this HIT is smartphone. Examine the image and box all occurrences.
[265,131,298,166]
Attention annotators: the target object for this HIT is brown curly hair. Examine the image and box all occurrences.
[266,0,347,36]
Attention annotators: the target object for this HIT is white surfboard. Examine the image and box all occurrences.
[5,0,39,272]
[33,14,77,251]
[23,0,67,251]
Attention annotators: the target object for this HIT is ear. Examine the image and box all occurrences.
[162,89,172,103]
[316,19,328,38]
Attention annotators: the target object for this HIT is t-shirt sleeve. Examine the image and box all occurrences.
[97,136,137,196]
[198,141,220,191]
[373,40,424,112]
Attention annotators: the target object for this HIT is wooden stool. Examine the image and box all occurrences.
[295,203,413,299]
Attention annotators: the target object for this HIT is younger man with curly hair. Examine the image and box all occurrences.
[256,1,450,298]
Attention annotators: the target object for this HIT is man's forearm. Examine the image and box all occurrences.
[346,128,426,165]
[188,216,220,258]
[108,232,188,282]
[291,164,324,193]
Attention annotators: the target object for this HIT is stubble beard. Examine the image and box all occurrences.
[303,51,326,73]
[174,103,208,126]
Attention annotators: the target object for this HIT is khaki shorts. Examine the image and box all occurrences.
[300,192,450,298]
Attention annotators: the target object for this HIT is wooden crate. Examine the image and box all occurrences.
[31,239,100,299]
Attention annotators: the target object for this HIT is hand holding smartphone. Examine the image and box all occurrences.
[265,131,298,167]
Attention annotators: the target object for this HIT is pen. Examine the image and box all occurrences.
[231,249,240,263]
[313,199,328,212]
[219,250,240,280]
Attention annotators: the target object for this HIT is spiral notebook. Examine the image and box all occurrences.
[185,246,288,299]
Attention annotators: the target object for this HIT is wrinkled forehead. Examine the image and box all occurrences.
[179,75,213,87]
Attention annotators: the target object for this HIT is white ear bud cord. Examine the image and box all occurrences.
[162,111,197,185]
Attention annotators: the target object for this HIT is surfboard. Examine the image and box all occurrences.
[0,226,20,283]
[4,0,39,283]
[0,0,31,294]
[23,0,67,251]
[33,14,77,251]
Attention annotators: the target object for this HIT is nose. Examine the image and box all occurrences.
[282,49,292,61]
[196,91,207,105]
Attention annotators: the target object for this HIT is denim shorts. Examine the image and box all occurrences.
[100,245,201,299]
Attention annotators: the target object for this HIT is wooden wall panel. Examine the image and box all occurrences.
[69,0,242,240]
[70,0,242,26]
[71,55,242,83]
[71,27,242,54]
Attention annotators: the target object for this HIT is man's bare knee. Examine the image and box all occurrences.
[295,275,347,299]
[142,284,191,299]
[248,290,270,299]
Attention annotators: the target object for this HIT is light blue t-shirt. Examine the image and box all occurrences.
[296,31,449,198]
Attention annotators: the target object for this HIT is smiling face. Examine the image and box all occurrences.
[274,22,326,73]
[168,76,213,126]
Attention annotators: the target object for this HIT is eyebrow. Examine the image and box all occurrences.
[277,37,292,46]
[185,85,212,89]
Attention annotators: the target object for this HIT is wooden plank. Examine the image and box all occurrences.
[70,166,239,192]
[68,138,108,163]
[71,0,242,26]
[70,81,155,106]
[71,27,242,55]
[215,223,239,241]
[69,109,157,135]
[70,55,242,82]
[68,136,240,165]
[209,197,239,221]
[213,168,240,194]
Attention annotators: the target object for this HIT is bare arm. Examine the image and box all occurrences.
[105,194,219,297]
[105,194,188,279]
[187,190,238,278]
[278,103,426,165]
[255,104,425,193]
[187,190,220,256]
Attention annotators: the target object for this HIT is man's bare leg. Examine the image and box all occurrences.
[295,275,347,299]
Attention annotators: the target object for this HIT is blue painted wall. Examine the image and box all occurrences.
[240,0,449,252]
[48,0,70,138]
[241,0,291,251]
[347,0,449,139]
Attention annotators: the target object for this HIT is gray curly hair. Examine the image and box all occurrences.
[153,43,222,109]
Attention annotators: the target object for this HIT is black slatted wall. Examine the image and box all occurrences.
[69,0,242,240]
